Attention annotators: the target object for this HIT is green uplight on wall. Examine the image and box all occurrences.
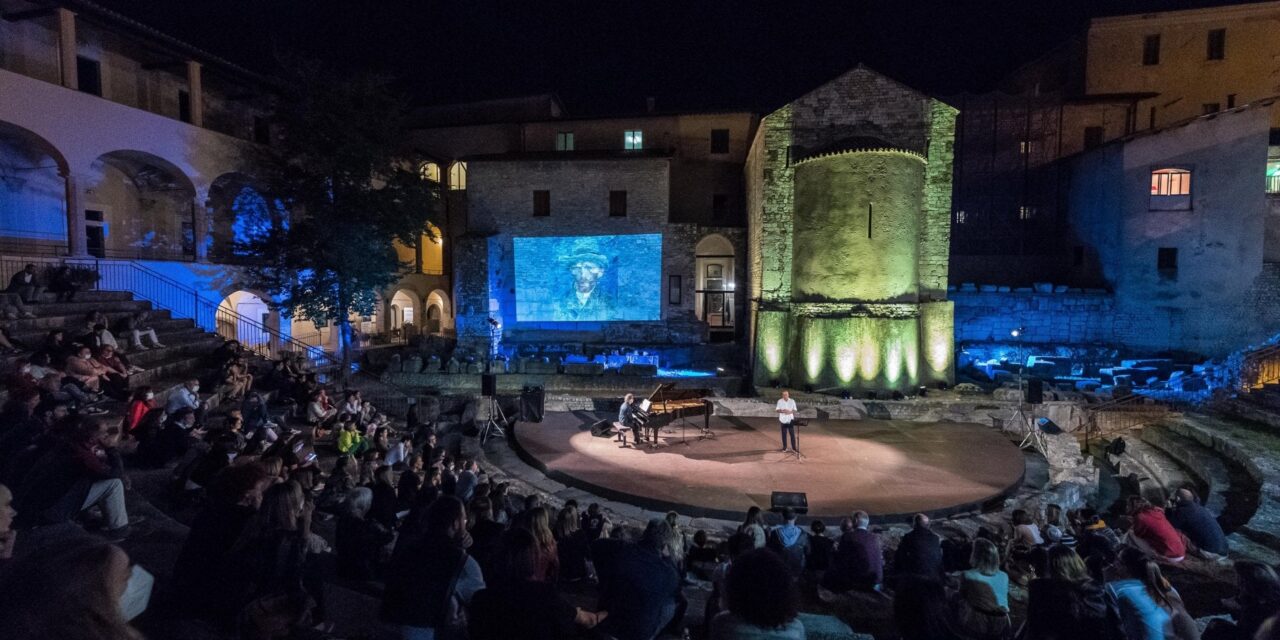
[802,321,825,382]
[835,343,857,384]
[758,312,788,376]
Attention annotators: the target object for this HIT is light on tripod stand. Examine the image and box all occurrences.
[487,317,500,328]
[1010,327,1023,338]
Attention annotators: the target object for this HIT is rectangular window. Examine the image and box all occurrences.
[1019,206,1037,221]
[609,190,627,217]
[1202,103,1221,115]
[624,130,643,150]
[253,117,271,145]
[710,129,730,154]
[1227,94,1237,109]
[178,90,191,123]
[1150,168,1191,196]
[712,194,728,219]
[1149,107,1157,129]
[1157,247,1178,275]
[1143,34,1161,65]
[954,210,967,225]
[668,275,682,305]
[556,132,575,151]
[533,190,550,217]
[1084,127,1104,150]
[1019,140,1031,155]
[76,56,101,96]
[1207,28,1226,60]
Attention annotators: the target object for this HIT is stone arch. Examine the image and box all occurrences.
[85,150,197,260]
[448,161,467,190]
[207,172,274,262]
[426,288,452,333]
[390,288,419,336]
[695,233,736,328]
[0,121,70,254]
[216,289,271,347]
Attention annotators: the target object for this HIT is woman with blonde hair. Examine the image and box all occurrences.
[515,505,559,581]
[954,538,1011,639]
[553,504,592,582]
[0,538,143,640]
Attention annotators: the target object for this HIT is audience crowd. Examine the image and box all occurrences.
[0,286,1275,640]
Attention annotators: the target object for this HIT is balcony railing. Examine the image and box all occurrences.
[1267,174,1280,195]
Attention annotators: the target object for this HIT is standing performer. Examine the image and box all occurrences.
[618,393,640,447]
[776,390,798,453]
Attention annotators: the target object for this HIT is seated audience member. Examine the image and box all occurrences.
[0,387,41,437]
[806,520,835,578]
[93,345,130,399]
[710,547,804,640]
[707,532,751,632]
[307,390,337,427]
[1013,508,1045,547]
[46,264,79,301]
[515,505,561,581]
[767,506,810,576]
[220,360,254,401]
[823,509,884,592]
[229,480,323,638]
[455,458,481,503]
[137,407,200,467]
[37,329,72,365]
[470,527,608,640]
[386,433,412,468]
[382,496,486,640]
[13,417,132,538]
[6,263,42,303]
[894,513,943,581]
[687,529,720,572]
[63,344,105,394]
[123,387,157,435]
[171,463,272,619]
[468,496,506,580]
[118,310,164,349]
[895,575,967,640]
[336,486,394,582]
[1126,496,1187,563]
[336,418,368,456]
[595,518,683,640]
[0,538,143,639]
[739,505,768,549]
[1104,546,1198,640]
[0,483,16,559]
[1042,503,1067,541]
[553,503,593,582]
[1025,545,1110,640]
[1203,561,1280,640]
[954,538,1011,640]
[396,454,424,509]
[1166,487,1228,558]
[368,465,400,529]
[165,379,204,422]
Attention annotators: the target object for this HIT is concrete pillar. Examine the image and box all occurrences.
[185,60,204,127]
[192,199,208,262]
[56,8,78,90]
[62,171,87,256]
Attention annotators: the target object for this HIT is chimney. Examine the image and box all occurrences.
[646,96,656,113]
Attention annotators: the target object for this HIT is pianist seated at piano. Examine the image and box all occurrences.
[615,393,641,447]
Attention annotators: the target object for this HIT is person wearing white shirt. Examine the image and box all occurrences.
[776,390,798,453]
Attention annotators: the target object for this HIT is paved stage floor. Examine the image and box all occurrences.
[511,412,1026,521]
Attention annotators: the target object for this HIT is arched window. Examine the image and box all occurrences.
[419,161,441,183]
[448,161,467,190]
[1150,168,1190,196]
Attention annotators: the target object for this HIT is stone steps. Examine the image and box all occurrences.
[1161,413,1280,554]
[1111,430,1196,502]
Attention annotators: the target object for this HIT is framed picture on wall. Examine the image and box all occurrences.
[669,275,682,305]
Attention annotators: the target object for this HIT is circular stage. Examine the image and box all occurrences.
[511,412,1026,522]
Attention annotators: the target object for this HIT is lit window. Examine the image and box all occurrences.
[1265,161,1280,194]
[556,132,575,151]
[1150,168,1190,196]
[448,162,467,190]
[954,210,967,225]
[624,130,643,150]
[419,161,441,183]
[1019,140,1031,155]
[1018,206,1037,220]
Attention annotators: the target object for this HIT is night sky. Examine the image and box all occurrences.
[92,0,1251,114]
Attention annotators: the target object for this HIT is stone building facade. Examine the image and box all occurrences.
[745,66,958,391]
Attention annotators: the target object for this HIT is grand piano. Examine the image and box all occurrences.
[635,383,712,434]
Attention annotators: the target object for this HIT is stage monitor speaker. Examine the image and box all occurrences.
[770,491,809,515]
[1036,417,1063,435]
[520,385,545,423]
[481,373,497,397]
[1026,378,1044,405]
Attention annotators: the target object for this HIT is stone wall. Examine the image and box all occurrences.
[952,289,1116,345]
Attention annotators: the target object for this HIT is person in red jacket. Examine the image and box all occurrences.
[124,386,157,434]
[1126,496,1186,562]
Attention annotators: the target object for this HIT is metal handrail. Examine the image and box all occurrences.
[1241,343,1280,391]
[1082,393,1172,448]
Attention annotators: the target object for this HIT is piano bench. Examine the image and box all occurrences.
[612,422,632,445]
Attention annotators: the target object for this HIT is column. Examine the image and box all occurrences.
[56,8,78,90]
[185,60,204,128]
[192,199,209,262]
[62,171,87,256]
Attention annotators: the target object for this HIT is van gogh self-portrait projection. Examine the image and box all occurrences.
[513,234,662,322]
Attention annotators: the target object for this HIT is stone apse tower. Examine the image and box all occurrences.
[745,67,957,392]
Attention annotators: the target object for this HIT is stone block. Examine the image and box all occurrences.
[1034,282,1054,293]
[1054,285,1069,293]
[563,362,606,376]
[979,284,999,292]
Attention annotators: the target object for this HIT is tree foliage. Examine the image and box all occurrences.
[235,59,438,371]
